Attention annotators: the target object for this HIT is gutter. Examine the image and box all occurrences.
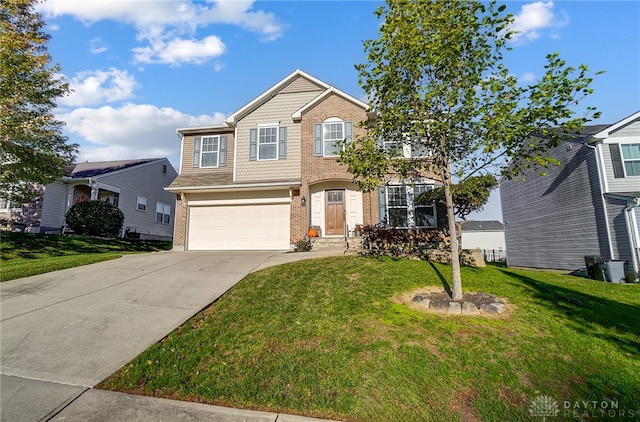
[165,180,301,193]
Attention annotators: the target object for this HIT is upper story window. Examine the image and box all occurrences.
[258,126,278,160]
[314,119,353,157]
[621,144,640,176]
[201,136,220,167]
[192,135,227,168]
[249,125,287,161]
[136,196,147,211]
[323,121,344,157]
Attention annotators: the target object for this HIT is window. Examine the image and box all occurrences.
[323,122,344,157]
[387,186,408,227]
[386,184,437,228]
[621,144,640,176]
[136,196,147,211]
[201,136,220,167]
[258,126,278,160]
[314,120,352,157]
[155,202,171,224]
[413,185,436,227]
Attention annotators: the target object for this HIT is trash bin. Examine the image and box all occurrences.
[584,255,605,279]
[603,260,626,284]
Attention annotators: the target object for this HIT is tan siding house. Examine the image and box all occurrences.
[167,70,440,251]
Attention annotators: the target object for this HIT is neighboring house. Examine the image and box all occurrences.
[167,69,439,250]
[38,158,178,240]
[461,220,505,251]
[500,111,640,277]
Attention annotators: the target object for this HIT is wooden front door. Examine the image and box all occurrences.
[325,190,345,235]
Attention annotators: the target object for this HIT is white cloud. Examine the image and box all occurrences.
[89,38,109,54]
[520,72,537,83]
[38,0,284,66]
[60,68,137,107]
[59,103,225,165]
[509,1,568,44]
[132,35,225,66]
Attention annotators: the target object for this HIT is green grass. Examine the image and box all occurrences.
[99,257,640,421]
[1,231,172,281]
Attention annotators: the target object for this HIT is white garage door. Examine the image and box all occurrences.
[188,204,290,250]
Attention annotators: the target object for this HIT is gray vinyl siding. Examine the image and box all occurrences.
[501,140,609,270]
[601,142,640,191]
[608,118,640,137]
[39,181,69,232]
[99,160,178,240]
[605,196,634,274]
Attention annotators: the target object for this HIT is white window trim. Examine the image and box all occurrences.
[386,184,437,228]
[200,135,221,168]
[136,196,147,211]
[155,202,171,224]
[620,143,640,177]
[257,125,279,161]
[323,119,344,157]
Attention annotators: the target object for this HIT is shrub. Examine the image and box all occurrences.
[65,200,125,237]
[292,237,313,252]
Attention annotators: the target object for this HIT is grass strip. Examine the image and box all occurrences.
[1,253,124,282]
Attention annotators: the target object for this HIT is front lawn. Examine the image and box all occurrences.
[99,257,640,421]
[1,231,172,281]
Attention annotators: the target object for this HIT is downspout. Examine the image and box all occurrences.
[585,141,615,259]
[624,198,640,280]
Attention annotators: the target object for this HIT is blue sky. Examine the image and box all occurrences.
[38,0,640,221]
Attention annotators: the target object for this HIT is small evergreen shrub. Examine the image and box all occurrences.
[65,200,125,237]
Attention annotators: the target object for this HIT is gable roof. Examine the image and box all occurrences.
[225,69,330,127]
[593,110,640,139]
[461,220,504,231]
[64,159,162,178]
[292,86,369,122]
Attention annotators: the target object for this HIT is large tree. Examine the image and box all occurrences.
[340,0,600,299]
[0,0,76,202]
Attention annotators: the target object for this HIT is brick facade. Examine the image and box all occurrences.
[294,93,378,240]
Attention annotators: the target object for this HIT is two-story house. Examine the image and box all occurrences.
[500,111,640,278]
[167,70,440,250]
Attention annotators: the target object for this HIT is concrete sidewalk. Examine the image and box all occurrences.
[1,250,344,422]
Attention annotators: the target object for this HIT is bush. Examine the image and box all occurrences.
[65,200,125,237]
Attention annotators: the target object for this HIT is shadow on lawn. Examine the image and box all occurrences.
[500,269,640,355]
[428,262,453,297]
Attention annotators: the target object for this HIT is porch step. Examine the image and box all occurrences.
[311,237,363,252]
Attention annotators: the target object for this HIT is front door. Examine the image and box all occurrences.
[325,190,345,235]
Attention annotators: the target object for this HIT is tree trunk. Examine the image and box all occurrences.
[442,161,463,300]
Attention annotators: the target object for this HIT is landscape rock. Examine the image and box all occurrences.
[411,294,431,308]
[429,300,449,312]
[448,301,461,314]
[480,303,507,314]
[461,301,480,315]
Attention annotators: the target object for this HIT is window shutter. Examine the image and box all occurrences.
[192,137,201,167]
[609,144,625,178]
[377,187,388,226]
[249,129,257,161]
[219,136,227,167]
[345,121,353,143]
[314,123,322,156]
[278,127,287,159]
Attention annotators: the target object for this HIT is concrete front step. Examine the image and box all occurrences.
[311,237,363,251]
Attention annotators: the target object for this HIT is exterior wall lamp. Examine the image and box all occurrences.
[301,196,306,207]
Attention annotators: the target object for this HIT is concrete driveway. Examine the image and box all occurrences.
[0,251,298,421]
